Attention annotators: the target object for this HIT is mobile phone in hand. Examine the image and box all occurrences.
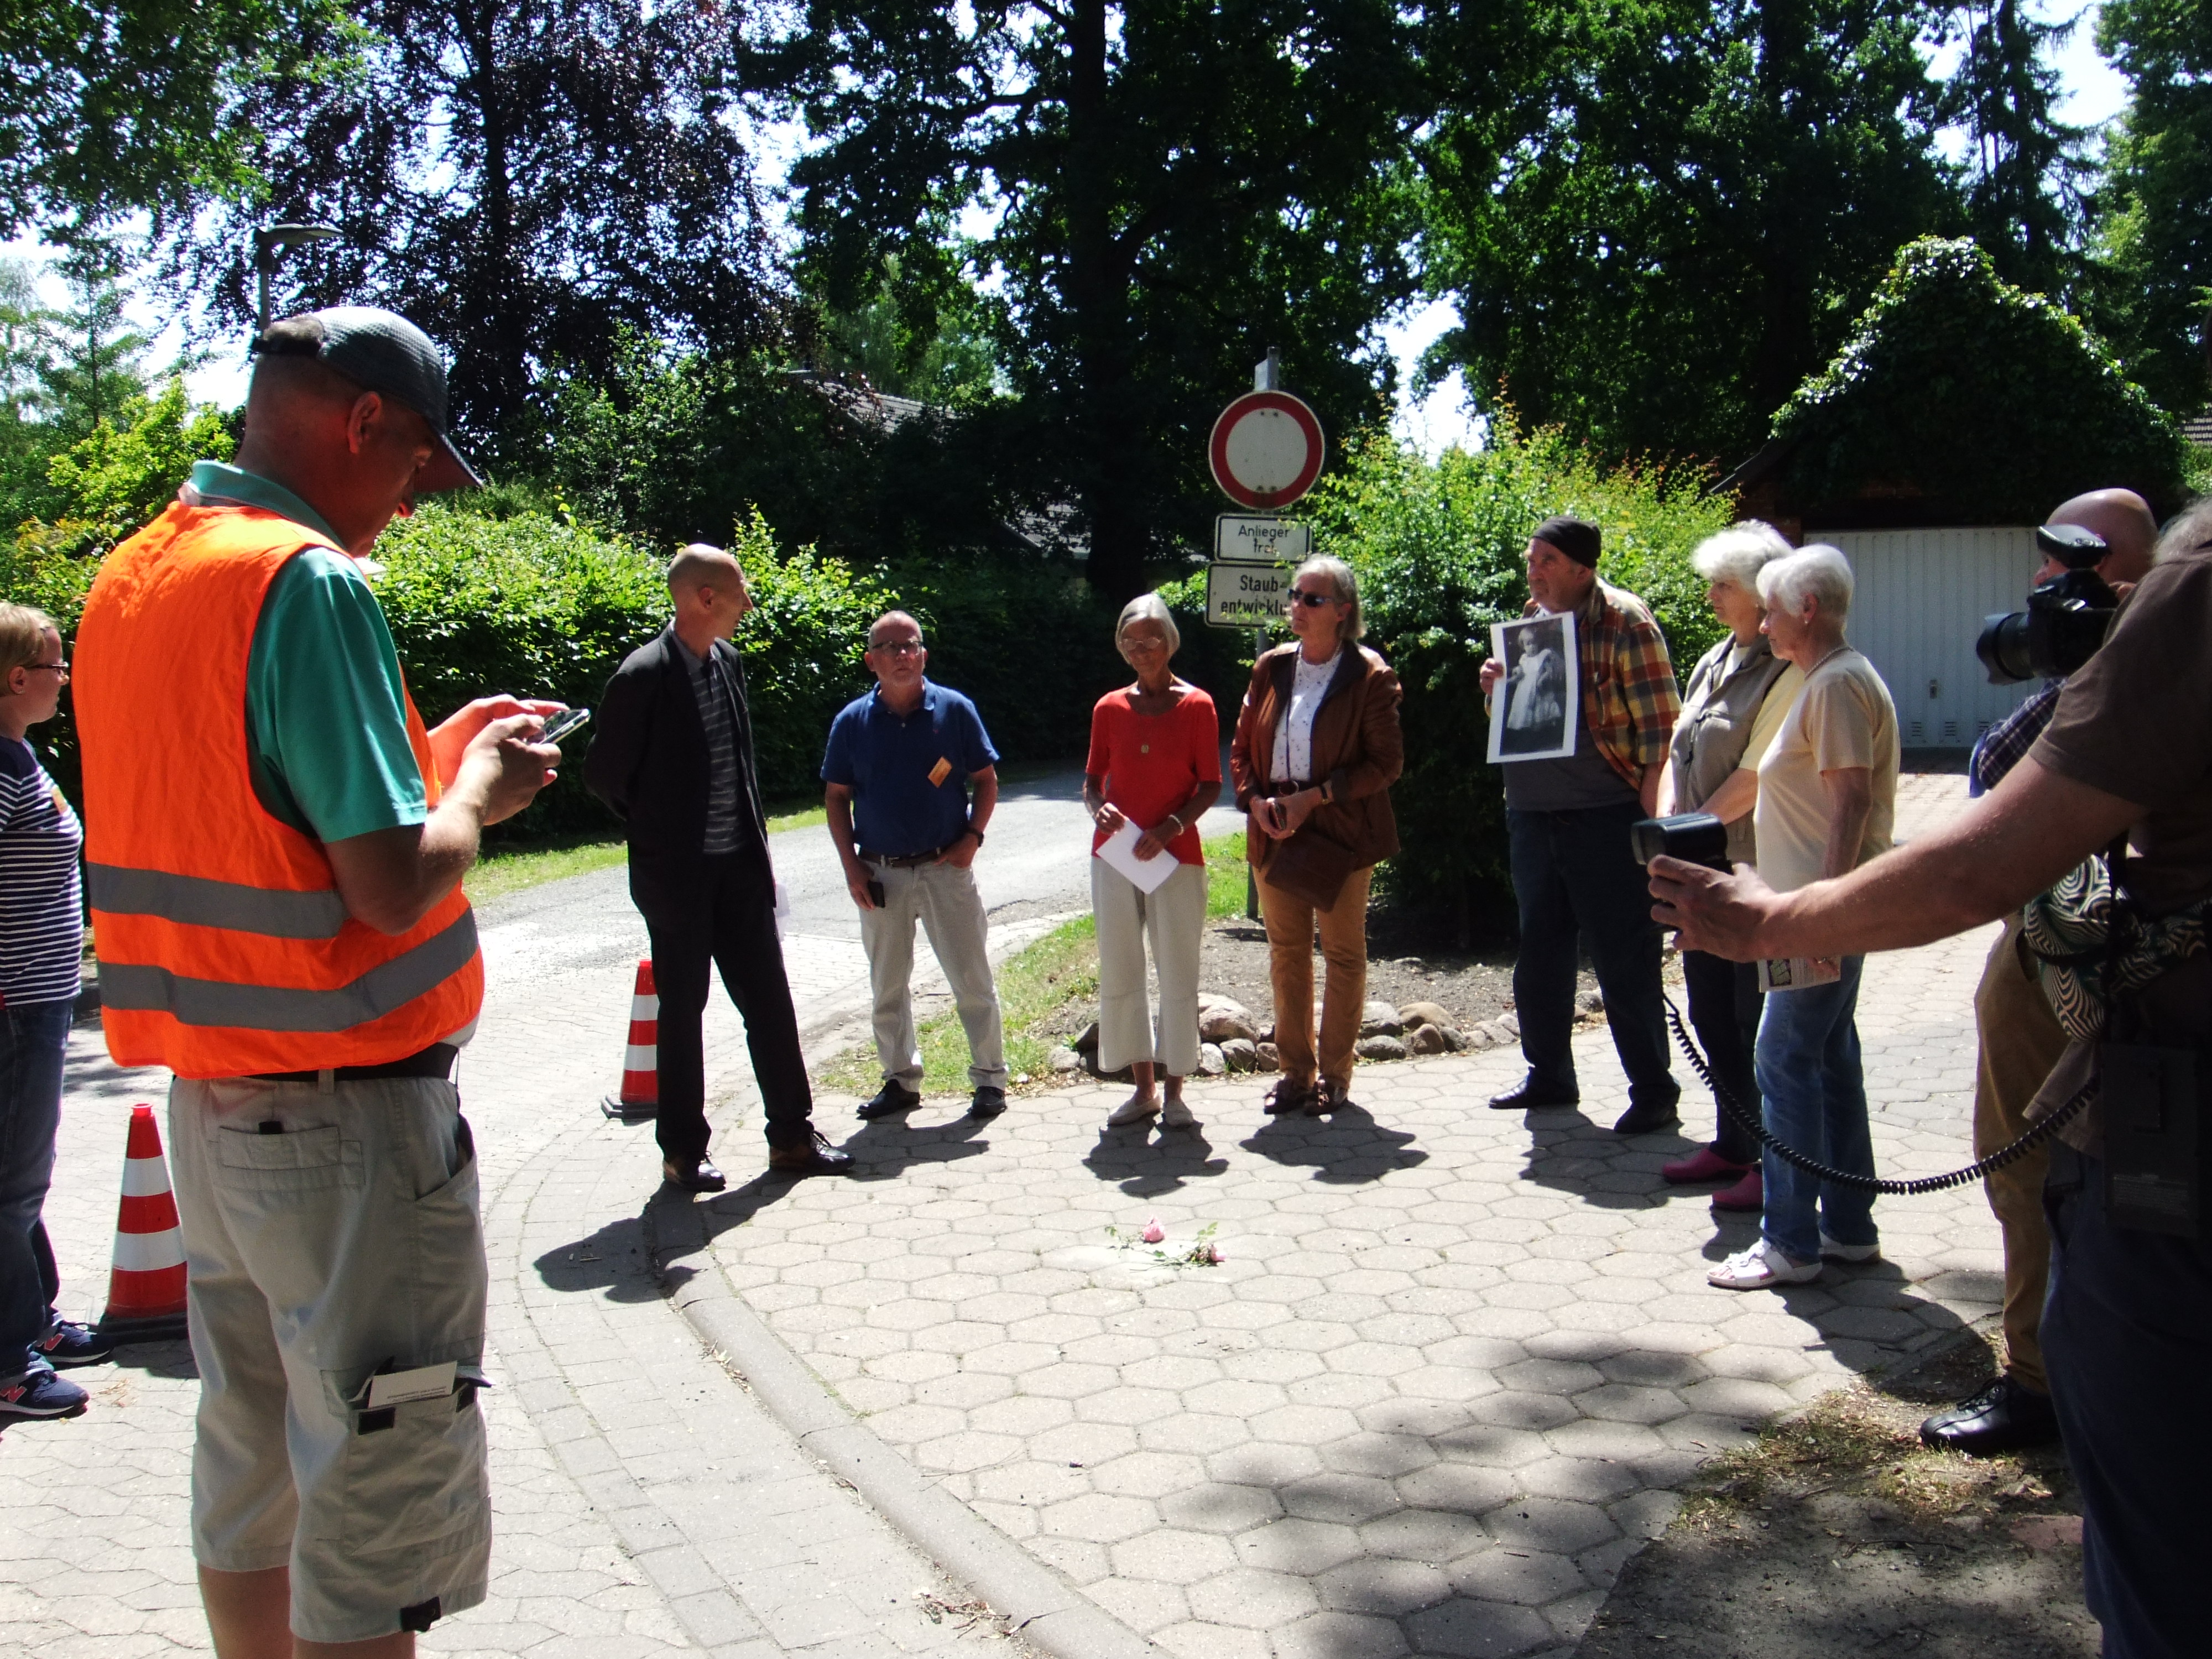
[536,707,590,744]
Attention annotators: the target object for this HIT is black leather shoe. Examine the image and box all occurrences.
[769,1131,857,1177]
[1489,1075,1580,1111]
[969,1086,1008,1118]
[1612,1100,1682,1135]
[1920,1375,2060,1455]
[858,1078,922,1120]
[662,1156,727,1193]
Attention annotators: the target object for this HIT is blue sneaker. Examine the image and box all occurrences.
[31,1317,112,1370]
[0,1365,89,1420]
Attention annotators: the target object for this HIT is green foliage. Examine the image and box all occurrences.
[2087,0,2212,416]
[1772,236,2189,519]
[1420,0,1957,468]
[1303,424,1734,940]
[29,379,232,555]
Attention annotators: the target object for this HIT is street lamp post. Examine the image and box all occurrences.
[253,225,341,334]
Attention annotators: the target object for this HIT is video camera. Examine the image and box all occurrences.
[1629,812,1730,873]
[1975,523,2121,685]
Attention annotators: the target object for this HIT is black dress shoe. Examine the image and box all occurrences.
[1612,1100,1682,1135]
[1489,1075,1580,1110]
[662,1156,727,1193]
[1920,1375,2060,1455]
[969,1086,1008,1118]
[858,1078,922,1120]
[769,1130,857,1177]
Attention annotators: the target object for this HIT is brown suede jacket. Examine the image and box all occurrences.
[1230,641,1405,872]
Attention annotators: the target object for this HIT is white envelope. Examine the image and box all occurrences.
[1094,819,1180,894]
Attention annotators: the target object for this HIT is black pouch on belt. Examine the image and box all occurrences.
[2101,1042,2200,1237]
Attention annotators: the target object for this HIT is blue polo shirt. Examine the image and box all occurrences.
[822,681,999,857]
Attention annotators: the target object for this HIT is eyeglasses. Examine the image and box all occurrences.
[20,662,66,677]
[1290,589,1337,609]
[871,639,924,656]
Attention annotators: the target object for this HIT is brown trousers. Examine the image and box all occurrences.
[1974,912,2069,1394]
[1259,867,1374,1090]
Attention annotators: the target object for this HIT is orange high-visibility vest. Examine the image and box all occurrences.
[74,500,483,1078]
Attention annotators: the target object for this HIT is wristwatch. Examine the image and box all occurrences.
[963,825,985,846]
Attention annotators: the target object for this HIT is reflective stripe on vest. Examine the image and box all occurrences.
[100,910,477,1032]
[74,500,483,1077]
[88,863,352,940]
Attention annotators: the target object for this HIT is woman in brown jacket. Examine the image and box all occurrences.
[1230,556,1404,1115]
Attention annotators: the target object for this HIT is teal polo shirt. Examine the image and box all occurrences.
[189,461,427,842]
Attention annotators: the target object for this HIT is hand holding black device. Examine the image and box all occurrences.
[1628,811,1730,873]
[536,707,590,744]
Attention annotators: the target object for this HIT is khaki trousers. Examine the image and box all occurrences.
[1258,865,1373,1090]
[1974,912,2069,1393]
[1092,859,1207,1076]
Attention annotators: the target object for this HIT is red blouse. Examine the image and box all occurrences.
[1086,685,1222,866]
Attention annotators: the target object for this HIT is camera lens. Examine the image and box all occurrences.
[1977,612,2038,686]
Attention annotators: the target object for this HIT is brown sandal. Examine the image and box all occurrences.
[1264,1078,1317,1115]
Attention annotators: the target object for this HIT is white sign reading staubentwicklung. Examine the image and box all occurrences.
[1206,561,1292,627]
[1214,515,1311,565]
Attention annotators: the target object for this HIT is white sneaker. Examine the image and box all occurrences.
[1107,1095,1161,1127]
[1819,1233,1880,1263]
[1160,1098,1198,1130]
[1708,1239,1823,1291]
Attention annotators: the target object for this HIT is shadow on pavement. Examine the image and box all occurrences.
[839,1109,994,1181]
[1238,1101,1429,1184]
[1081,1122,1230,1195]
[532,1213,663,1305]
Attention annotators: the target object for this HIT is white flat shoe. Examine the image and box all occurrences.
[1819,1233,1880,1263]
[1708,1239,1822,1290]
[1107,1095,1160,1127]
[1160,1098,1198,1130]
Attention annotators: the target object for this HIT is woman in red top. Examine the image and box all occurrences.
[1083,594,1222,1130]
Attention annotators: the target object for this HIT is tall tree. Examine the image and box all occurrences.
[2088,0,2212,415]
[166,0,776,456]
[0,0,348,241]
[750,0,1425,599]
[1937,0,2087,296]
[1418,0,1957,468]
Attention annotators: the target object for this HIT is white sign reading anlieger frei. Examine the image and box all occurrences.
[1214,515,1311,565]
[1206,561,1292,627]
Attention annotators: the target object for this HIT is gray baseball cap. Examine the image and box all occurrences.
[252,306,483,492]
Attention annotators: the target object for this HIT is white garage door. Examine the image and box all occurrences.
[1824,527,2043,750]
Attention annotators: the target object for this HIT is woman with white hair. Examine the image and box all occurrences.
[1709,544,1901,1291]
[1083,593,1222,1130]
[1655,522,1802,1212]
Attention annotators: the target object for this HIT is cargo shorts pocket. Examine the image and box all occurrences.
[213,1122,363,1194]
[314,1364,490,1554]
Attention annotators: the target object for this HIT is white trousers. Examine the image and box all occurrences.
[1091,857,1208,1077]
[860,859,1007,1090]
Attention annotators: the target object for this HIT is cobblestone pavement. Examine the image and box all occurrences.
[689,776,2008,1659]
[1,774,2000,1659]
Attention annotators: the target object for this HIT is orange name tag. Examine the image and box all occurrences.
[928,757,953,787]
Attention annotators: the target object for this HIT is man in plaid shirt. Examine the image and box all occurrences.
[1480,516,1685,1134]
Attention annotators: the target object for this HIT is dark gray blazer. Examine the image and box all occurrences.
[585,626,768,870]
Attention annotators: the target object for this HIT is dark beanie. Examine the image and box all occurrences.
[1532,515,1601,568]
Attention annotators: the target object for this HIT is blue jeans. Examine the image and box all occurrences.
[1753,956,1876,1262]
[1506,804,1679,1111]
[2043,1145,2212,1659]
[1,998,74,1382]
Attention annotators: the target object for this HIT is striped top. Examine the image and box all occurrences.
[678,640,744,855]
[0,734,84,1006]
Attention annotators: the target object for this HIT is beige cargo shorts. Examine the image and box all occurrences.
[169,1073,491,1644]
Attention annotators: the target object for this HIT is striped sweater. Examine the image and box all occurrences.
[0,734,82,1006]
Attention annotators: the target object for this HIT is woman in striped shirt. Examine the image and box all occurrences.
[0,603,104,1423]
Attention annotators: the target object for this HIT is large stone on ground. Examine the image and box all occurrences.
[1400,1000,1453,1030]
[1406,1022,1449,1055]
[1356,1034,1408,1061]
[1197,1042,1228,1076]
[1219,1037,1259,1072]
[1199,1005,1259,1043]
[1359,1000,1404,1038]
[1049,1045,1082,1073]
[1256,1041,1280,1068]
[1072,1019,1100,1054]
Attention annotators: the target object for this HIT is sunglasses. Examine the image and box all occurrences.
[1290,589,1337,609]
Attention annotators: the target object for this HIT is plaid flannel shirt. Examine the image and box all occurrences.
[1968,680,2063,797]
[1529,579,1680,789]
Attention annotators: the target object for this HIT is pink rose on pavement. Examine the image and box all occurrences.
[1140,1218,1165,1244]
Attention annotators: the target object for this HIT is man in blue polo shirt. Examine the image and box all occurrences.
[822,611,1007,1120]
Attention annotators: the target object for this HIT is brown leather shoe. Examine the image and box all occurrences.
[768,1131,855,1177]
[662,1156,727,1193]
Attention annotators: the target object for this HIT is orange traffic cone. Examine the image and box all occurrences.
[602,959,659,1119]
[95,1104,189,1343]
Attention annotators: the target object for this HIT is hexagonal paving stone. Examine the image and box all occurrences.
[1402,1595,1556,1658]
[1109,1528,1239,1586]
[1159,1481,1284,1535]
[1232,1517,1363,1575]
[1279,1471,1404,1527]
[1185,1566,1321,1630]
[1038,1492,1160,1544]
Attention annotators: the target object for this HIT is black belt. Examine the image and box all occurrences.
[1261,780,1315,798]
[860,845,954,869]
[248,1043,458,1084]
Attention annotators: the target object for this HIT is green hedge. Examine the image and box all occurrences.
[1304,424,1735,942]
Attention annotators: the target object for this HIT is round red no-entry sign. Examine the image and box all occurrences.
[1209,390,1325,509]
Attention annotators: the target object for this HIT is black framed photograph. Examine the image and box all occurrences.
[1488,613,1578,763]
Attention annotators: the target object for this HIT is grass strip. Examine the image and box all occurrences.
[816,830,1247,1098]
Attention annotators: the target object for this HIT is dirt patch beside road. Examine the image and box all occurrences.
[1578,1333,2096,1659]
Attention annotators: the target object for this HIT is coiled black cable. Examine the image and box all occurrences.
[1662,992,2091,1196]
